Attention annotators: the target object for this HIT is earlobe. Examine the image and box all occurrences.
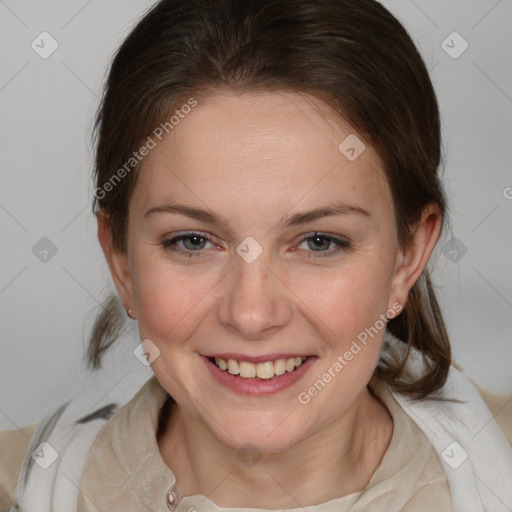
[388,203,443,311]
[96,210,135,313]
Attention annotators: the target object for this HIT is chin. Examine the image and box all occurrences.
[210,412,307,455]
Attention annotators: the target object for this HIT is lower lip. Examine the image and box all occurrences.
[201,355,317,396]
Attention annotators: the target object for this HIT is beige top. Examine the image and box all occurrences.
[73,375,453,511]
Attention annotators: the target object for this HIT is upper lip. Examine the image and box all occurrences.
[203,353,311,364]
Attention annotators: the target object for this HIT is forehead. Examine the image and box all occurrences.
[132,90,392,222]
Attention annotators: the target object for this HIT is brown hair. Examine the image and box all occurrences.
[88,0,451,399]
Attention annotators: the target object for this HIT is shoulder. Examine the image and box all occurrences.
[0,424,36,511]
[77,375,173,511]
[82,374,167,472]
[385,358,512,511]
[472,380,512,445]
[447,357,512,445]
[10,370,152,512]
[382,333,512,445]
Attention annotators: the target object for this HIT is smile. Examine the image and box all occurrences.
[202,354,316,396]
[209,356,308,379]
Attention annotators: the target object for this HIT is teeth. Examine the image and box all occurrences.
[256,361,274,380]
[227,359,239,375]
[274,359,286,376]
[213,356,307,379]
[239,361,256,378]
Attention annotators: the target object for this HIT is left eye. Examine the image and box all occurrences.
[296,233,351,256]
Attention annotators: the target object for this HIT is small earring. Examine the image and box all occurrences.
[126,308,135,319]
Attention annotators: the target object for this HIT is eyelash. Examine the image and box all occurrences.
[161,231,352,259]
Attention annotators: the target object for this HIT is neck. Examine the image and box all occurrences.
[158,386,392,509]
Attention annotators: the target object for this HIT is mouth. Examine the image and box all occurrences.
[202,353,316,396]
[207,355,309,380]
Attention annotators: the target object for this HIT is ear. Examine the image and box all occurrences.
[96,210,136,316]
[388,203,442,312]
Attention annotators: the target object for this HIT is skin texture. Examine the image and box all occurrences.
[97,89,442,508]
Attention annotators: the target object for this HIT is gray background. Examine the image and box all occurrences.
[0,0,511,430]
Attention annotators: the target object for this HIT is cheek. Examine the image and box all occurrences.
[293,259,393,340]
[132,255,221,343]
[290,265,393,413]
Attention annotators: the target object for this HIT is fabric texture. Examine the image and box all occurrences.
[0,426,35,511]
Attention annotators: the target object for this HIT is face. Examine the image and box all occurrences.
[101,90,437,453]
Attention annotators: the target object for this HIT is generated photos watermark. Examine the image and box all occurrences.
[93,97,198,201]
[297,302,402,405]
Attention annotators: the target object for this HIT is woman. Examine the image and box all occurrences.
[2,0,511,511]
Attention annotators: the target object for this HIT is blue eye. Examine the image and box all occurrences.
[162,232,214,258]
[297,233,352,257]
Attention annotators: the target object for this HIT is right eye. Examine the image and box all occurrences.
[162,231,217,258]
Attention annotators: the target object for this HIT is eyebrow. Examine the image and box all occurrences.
[144,201,370,228]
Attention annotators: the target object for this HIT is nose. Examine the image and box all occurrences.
[217,252,293,340]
